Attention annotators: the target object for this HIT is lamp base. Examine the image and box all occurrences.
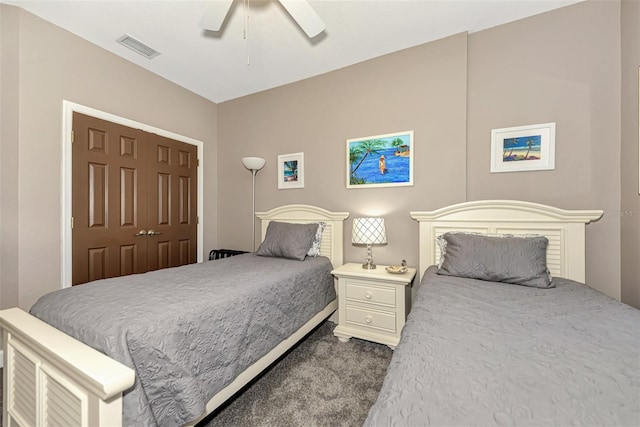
[361,262,377,270]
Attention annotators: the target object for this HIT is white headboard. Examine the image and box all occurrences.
[410,200,602,283]
[256,205,350,267]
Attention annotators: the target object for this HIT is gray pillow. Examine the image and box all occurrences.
[256,221,319,261]
[437,232,553,288]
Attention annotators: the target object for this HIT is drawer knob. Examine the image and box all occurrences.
[365,315,373,323]
[365,292,372,300]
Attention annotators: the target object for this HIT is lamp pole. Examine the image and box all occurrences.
[250,168,258,252]
[241,157,266,252]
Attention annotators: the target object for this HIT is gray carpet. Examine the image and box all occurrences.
[199,320,393,427]
[0,321,392,427]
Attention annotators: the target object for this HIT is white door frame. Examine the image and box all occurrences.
[61,100,204,287]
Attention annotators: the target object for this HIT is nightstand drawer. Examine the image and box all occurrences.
[345,281,396,307]
[345,306,396,333]
[333,263,416,349]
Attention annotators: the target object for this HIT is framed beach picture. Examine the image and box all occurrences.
[490,123,556,173]
[277,152,304,189]
[346,130,414,189]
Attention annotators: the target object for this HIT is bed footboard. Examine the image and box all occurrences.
[1,307,134,427]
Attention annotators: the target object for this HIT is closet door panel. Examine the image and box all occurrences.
[146,134,198,271]
[72,113,149,285]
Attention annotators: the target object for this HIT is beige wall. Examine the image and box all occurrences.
[0,5,219,310]
[467,0,622,299]
[219,0,637,304]
[218,33,469,291]
[0,5,21,310]
[2,0,637,310]
[620,0,640,308]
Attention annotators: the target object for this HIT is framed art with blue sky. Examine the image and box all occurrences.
[491,122,556,173]
[346,130,414,189]
[277,152,304,189]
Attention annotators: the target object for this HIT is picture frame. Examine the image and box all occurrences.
[277,152,304,189]
[490,122,556,173]
[346,130,414,189]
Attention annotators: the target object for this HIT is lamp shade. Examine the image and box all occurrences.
[242,156,266,171]
[352,217,387,245]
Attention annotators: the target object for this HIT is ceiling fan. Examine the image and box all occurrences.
[199,0,325,38]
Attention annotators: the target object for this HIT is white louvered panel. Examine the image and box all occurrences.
[42,364,87,427]
[544,231,563,278]
[319,224,332,257]
[8,337,39,427]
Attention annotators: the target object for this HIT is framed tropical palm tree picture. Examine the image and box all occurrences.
[278,152,304,189]
[346,130,414,189]
[490,123,556,173]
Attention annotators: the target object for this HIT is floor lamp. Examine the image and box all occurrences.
[242,156,266,252]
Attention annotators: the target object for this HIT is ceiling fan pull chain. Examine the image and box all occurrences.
[244,0,250,65]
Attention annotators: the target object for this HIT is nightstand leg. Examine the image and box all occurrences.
[334,328,352,343]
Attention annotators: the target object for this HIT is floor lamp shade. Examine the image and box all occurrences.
[242,157,266,252]
[242,157,266,171]
[352,217,387,269]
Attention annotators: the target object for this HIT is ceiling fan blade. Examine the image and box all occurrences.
[278,0,325,38]
[199,0,234,31]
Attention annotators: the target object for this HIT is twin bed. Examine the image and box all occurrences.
[2,201,639,426]
[1,204,349,427]
[365,200,640,426]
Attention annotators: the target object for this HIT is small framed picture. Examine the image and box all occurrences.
[490,123,556,173]
[277,152,304,189]
[346,130,414,189]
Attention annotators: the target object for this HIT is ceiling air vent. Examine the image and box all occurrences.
[116,34,160,59]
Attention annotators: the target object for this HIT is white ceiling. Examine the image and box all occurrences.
[2,0,582,103]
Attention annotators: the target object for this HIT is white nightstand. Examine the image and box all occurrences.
[332,263,416,349]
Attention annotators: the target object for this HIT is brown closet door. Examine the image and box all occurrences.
[72,113,198,285]
[72,112,149,285]
[146,134,198,270]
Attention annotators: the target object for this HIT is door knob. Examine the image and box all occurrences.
[147,230,162,236]
[135,230,148,236]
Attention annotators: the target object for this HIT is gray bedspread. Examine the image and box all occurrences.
[365,266,640,426]
[30,254,335,427]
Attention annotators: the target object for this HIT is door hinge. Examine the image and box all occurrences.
[197,216,199,224]
[71,216,74,229]
[197,158,200,167]
[71,130,75,143]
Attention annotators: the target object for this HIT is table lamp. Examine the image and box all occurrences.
[352,217,387,269]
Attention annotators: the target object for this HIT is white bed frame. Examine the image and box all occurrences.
[1,204,349,427]
[410,200,603,285]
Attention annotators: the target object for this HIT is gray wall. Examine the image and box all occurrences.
[0,5,219,310]
[219,0,637,305]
